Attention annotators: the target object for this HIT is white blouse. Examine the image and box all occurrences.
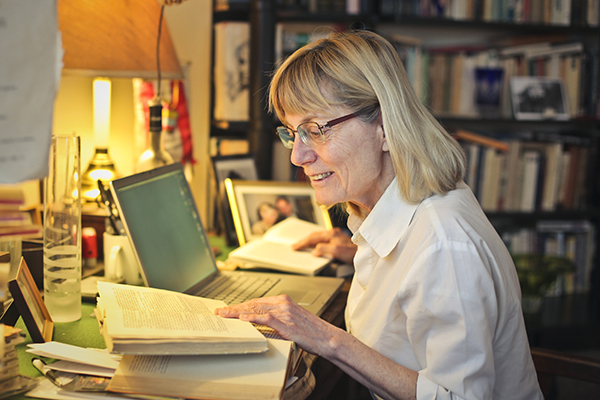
[345,179,543,400]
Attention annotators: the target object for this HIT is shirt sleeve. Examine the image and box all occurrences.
[402,239,500,400]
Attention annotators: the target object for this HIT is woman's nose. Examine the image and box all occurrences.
[290,136,316,167]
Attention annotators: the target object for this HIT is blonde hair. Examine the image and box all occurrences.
[269,30,466,204]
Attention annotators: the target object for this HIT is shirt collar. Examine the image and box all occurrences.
[348,178,419,258]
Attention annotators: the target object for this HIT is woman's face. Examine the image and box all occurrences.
[286,109,394,211]
[260,205,279,226]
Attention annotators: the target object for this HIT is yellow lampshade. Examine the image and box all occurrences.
[58,0,183,79]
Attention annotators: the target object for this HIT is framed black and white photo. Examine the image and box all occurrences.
[211,155,258,246]
[224,179,332,245]
[510,76,569,120]
[8,258,53,343]
[211,154,258,185]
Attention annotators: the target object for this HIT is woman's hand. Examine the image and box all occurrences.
[215,295,344,357]
[293,228,357,265]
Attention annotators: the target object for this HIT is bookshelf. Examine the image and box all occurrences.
[211,0,600,309]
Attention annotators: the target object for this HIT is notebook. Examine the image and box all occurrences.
[109,163,344,317]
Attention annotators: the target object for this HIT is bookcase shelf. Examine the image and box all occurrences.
[487,209,600,223]
[440,117,600,135]
[376,15,600,35]
[211,0,600,312]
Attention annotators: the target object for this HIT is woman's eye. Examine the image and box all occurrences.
[307,125,321,137]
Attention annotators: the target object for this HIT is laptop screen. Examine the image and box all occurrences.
[110,164,217,293]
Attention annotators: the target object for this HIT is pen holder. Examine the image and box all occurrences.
[103,232,142,285]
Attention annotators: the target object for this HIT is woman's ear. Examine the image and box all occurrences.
[380,124,389,152]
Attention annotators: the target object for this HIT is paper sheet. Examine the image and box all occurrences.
[27,342,121,370]
[0,0,62,183]
[47,360,116,378]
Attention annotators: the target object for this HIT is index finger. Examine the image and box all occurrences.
[214,295,290,318]
[292,230,334,251]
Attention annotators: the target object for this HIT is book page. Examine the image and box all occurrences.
[96,282,265,342]
[261,217,325,245]
[229,240,330,276]
[107,339,292,400]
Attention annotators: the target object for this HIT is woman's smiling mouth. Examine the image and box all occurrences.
[309,172,333,181]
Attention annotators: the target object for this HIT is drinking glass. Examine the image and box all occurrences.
[43,135,81,322]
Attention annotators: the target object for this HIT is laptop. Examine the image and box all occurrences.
[109,163,344,317]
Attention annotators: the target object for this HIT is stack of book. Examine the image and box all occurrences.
[0,325,36,397]
[21,283,295,399]
[93,282,295,400]
[0,185,42,239]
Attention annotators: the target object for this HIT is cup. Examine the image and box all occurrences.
[82,227,98,268]
[43,135,82,322]
[103,232,142,285]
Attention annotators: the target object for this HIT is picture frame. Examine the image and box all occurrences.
[211,155,258,246]
[510,76,570,121]
[224,179,332,245]
[8,258,53,343]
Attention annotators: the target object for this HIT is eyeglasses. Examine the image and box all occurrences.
[276,112,358,149]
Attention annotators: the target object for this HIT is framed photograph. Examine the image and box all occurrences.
[8,258,53,343]
[510,76,569,121]
[212,154,258,184]
[225,179,332,245]
[211,155,258,246]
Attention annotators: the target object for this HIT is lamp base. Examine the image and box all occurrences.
[81,147,118,202]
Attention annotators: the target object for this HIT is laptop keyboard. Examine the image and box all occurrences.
[199,274,280,305]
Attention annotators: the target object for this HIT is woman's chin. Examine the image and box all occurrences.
[314,190,343,208]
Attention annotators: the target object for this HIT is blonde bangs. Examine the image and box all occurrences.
[270,49,334,124]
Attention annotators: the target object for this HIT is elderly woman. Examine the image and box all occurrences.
[216,30,542,400]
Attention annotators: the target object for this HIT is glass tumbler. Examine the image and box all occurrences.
[43,135,82,322]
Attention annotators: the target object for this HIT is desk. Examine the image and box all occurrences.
[7,280,350,400]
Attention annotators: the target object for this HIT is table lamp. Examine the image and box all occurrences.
[58,0,183,201]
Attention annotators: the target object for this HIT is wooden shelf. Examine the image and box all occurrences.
[440,117,600,135]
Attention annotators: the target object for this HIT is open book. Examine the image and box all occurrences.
[95,282,268,355]
[107,338,293,400]
[227,217,332,275]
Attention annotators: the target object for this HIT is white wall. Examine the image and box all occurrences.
[164,0,213,226]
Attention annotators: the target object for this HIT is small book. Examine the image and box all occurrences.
[227,217,332,276]
[95,282,268,355]
[107,338,294,400]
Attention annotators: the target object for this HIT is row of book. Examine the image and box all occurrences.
[380,0,600,27]
[457,130,592,213]
[215,0,599,26]
[269,27,599,120]
[216,0,365,14]
[404,40,597,119]
[502,220,596,295]
[275,22,333,61]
